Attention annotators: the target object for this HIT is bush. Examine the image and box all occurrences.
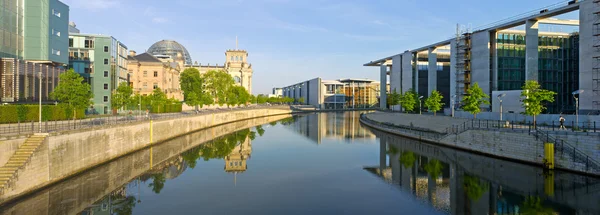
[149,103,182,113]
[0,105,85,123]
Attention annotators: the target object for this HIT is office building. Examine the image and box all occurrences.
[280,78,381,109]
[68,31,128,114]
[365,0,599,114]
[0,0,69,103]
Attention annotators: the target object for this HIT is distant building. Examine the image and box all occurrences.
[127,51,183,101]
[280,78,382,109]
[147,39,254,94]
[0,0,69,103]
[68,32,128,114]
[272,88,283,97]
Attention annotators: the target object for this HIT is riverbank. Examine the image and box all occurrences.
[360,112,600,177]
[0,107,294,205]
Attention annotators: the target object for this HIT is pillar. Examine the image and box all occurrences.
[380,140,386,172]
[428,47,437,95]
[525,19,539,81]
[402,51,413,93]
[391,55,402,94]
[380,64,388,109]
[579,0,599,112]
[391,150,400,185]
[450,39,457,100]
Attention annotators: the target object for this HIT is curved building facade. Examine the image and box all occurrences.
[147,40,192,65]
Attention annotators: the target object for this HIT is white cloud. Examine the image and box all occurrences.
[152,17,168,24]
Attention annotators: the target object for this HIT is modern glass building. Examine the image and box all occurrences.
[0,0,69,103]
[147,40,192,66]
[68,33,128,114]
[497,31,579,113]
[415,52,451,109]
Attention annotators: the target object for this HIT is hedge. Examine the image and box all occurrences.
[0,105,85,123]
[150,103,182,113]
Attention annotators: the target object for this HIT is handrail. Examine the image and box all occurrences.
[534,128,600,173]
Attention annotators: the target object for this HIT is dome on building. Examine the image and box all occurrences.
[147,40,193,65]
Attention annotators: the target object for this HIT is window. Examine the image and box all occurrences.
[234,76,241,84]
[230,56,234,61]
[143,82,147,89]
[69,38,73,47]
[52,49,61,56]
[104,59,108,65]
[104,83,108,90]
[143,71,147,77]
[104,71,109,77]
[84,68,92,74]
[52,9,61,17]
[104,46,109,52]
[153,83,158,89]
[154,71,158,77]
[84,39,94,48]
[240,56,243,61]
[103,96,108,102]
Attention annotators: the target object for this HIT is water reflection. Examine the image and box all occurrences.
[367,128,600,215]
[282,111,376,144]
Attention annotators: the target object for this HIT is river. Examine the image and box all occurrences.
[0,112,598,215]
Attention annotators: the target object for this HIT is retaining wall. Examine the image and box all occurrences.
[0,107,293,205]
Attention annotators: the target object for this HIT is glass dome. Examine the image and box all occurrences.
[147,40,193,65]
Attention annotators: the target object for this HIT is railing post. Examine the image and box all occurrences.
[595,121,597,133]
[552,121,554,131]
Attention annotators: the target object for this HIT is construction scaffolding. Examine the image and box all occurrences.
[455,25,472,105]
[594,0,600,110]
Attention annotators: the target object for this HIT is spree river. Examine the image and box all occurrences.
[1,112,599,215]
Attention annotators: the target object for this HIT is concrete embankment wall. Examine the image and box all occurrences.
[0,107,292,205]
[361,113,600,176]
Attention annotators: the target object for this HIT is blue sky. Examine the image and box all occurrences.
[62,0,578,94]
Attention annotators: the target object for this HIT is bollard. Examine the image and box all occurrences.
[544,142,554,170]
[150,120,153,143]
[544,170,554,196]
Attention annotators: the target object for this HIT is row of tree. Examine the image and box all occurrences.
[112,82,180,113]
[180,68,251,110]
[386,81,556,124]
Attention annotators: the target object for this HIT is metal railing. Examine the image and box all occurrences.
[0,105,291,137]
[533,128,600,174]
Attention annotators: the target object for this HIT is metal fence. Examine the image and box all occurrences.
[0,105,290,136]
[533,128,600,174]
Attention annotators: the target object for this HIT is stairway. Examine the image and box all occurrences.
[0,134,48,194]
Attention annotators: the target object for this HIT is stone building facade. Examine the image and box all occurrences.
[186,49,253,94]
[127,51,182,100]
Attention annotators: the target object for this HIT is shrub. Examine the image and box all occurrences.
[0,105,85,123]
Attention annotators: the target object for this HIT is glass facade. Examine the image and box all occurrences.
[416,53,451,109]
[497,32,579,113]
[147,40,192,65]
[0,0,24,59]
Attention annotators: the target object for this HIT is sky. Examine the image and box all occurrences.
[62,0,579,95]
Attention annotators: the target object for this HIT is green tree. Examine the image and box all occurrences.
[520,196,555,215]
[227,86,250,107]
[400,151,416,168]
[150,88,167,112]
[463,175,489,201]
[148,173,166,194]
[521,80,556,127]
[424,159,443,179]
[112,82,133,113]
[51,69,93,123]
[180,68,212,110]
[387,89,402,110]
[425,90,444,116]
[462,83,489,119]
[203,70,234,106]
[256,125,266,136]
[400,89,417,113]
[257,94,268,104]
[297,97,305,104]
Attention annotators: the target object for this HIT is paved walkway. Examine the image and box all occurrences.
[366,112,469,133]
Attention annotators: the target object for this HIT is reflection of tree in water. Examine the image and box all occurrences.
[520,196,555,215]
[387,145,399,155]
[80,186,137,215]
[269,121,277,126]
[255,125,265,136]
[112,196,137,215]
[149,173,166,194]
[279,116,297,125]
[400,151,416,168]
[463,174,489,201]
[424,159,443,179]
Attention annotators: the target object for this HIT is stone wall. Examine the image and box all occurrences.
[0,138,27,167]
[0,107,292,205]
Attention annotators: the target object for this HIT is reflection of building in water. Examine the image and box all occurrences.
[225,135,252,173]
[79,186,135,215]
[283,112,376,144]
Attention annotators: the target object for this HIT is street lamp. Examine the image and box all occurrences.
[38,71,42,133]
[419,96,424,115]
[497,93,506,121]
[450,95,456,118]
[572,89,584,127]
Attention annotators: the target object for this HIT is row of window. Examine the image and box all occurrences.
[142,82,160,89]
[230,56,244,62]
[142,71,159,77]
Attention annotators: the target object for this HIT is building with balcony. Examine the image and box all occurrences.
[1,0,69,103]
[68,32,128,114]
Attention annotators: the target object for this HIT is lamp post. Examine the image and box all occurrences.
[497,93,506,121]
[38,71,42,133]
[572,90,584,128]
[451,95,456,118]
[419,96,424,115]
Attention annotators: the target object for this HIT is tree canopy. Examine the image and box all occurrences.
[425,90,444,116]
[400,89,418,113]
[521,80,556,125]
[112,82,133,112]
[51,69,93,120]
[203,70,235,106]
[462,83,489,118]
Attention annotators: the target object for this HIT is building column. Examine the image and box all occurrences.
[380,140,386,172]
[579,0,600,112]
[402,51,413,94]
[525,19,539,81]
[450,39,457,101]
[391,150,400,185]
[491,30,499,91]
[428,47,437,96]
[380,64,387,109]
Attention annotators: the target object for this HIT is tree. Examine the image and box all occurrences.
[521,80,556,127]
[387,89,401,110]
[297,97,305,104]
[148,173,166,194]
[180,68,212,110]
[425,90,445,116]
[227,86,250,107]
[112,82,133,113]
[256,125,265,136]
[51,69,93,123]
[400,89,417,113]
[462,83,489,119]
[150,88,167,112]
[203,70,234,106]
[257,94,268,104]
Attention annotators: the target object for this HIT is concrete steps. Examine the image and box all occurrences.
[0,133,47,194]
